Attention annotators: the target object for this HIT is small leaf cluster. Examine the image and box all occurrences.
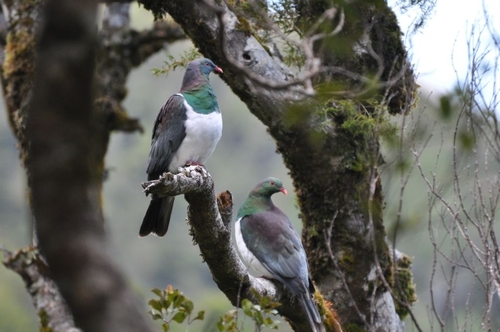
[325,99,398,140]
[216,309,238,332]
[217,289,281,332]
[268,0,306,69]
[152,48,201,76]
[148,286,204,332]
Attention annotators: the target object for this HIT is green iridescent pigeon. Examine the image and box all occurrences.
[234,177,325,332]
[140,58,223,237]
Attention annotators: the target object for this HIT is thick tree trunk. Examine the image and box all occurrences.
[1,1,185,330]
[24,0,153,331]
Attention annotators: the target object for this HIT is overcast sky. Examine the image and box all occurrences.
[391,0,500,99]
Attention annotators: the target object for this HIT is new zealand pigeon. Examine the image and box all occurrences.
[140,58,223,237]
[234,178,325,332]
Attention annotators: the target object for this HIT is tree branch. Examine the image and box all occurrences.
[96,4,186,134]
[2,247,80,332]
[142,166,337,332]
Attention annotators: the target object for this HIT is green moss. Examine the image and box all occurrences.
[236,15,252,36]
[338,249,356,273]
[2,2,37,163]
[393,254,417,319]
[313,289,343,331]
[3,30,35,80]
[297,0,417,115]
[38,309,52,332]
[316,98,397,172]
[344,323,366,332]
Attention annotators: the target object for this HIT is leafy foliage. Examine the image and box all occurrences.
[147,286,205,331]
[217,289,281,332]
[241,289,281,331]
[152,48,201,76]
[148,286,281,332]
[268,0,306,69]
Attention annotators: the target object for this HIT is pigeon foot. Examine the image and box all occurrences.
[185,161,204,167]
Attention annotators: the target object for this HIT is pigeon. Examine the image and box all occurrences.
[140,58,223,237]
[234,177,325,332]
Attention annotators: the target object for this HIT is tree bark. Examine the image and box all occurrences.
[24,0,154,331]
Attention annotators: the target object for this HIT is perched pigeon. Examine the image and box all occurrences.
[234,177,325,332]
[140,58,223,237]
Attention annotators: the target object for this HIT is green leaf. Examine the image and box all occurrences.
[150,312,163,321]
[458,129,474,151]
[173,293,186,309]
[151,288,163,297]
[242,299,254,316]
[260,295,270,307]
[148,299,162,312]
[192,310,205,321]
[439,95,453,119]
[172,311,187,323]
[216,319,224,332]
[217,312,238,332]
[152,48,202,76]
[253,310,264,324]
[182,299,194,314]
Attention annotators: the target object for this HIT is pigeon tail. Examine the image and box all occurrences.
[299,293,325,332]
[140,196,175,237]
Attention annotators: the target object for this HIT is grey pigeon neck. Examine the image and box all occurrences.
[180,67,208,92]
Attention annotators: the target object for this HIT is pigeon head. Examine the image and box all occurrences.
[197,58,223,76]
[237,177,288,218]
[181,58,222,91]
[252,177,288,197]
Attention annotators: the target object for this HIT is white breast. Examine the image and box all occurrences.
[168,98,223,172]
[234,218,274,278]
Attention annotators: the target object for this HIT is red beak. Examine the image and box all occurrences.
[214,66,223,74]
[280,188,288,195]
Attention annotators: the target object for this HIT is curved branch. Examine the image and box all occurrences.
[142,166,330,332]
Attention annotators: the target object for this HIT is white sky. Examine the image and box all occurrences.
[391,0,500,96]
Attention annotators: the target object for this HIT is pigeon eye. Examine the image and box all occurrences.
[205,62,210,66]
[270,181,275,186]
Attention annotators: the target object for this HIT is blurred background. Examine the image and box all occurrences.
[1,2,499,331]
